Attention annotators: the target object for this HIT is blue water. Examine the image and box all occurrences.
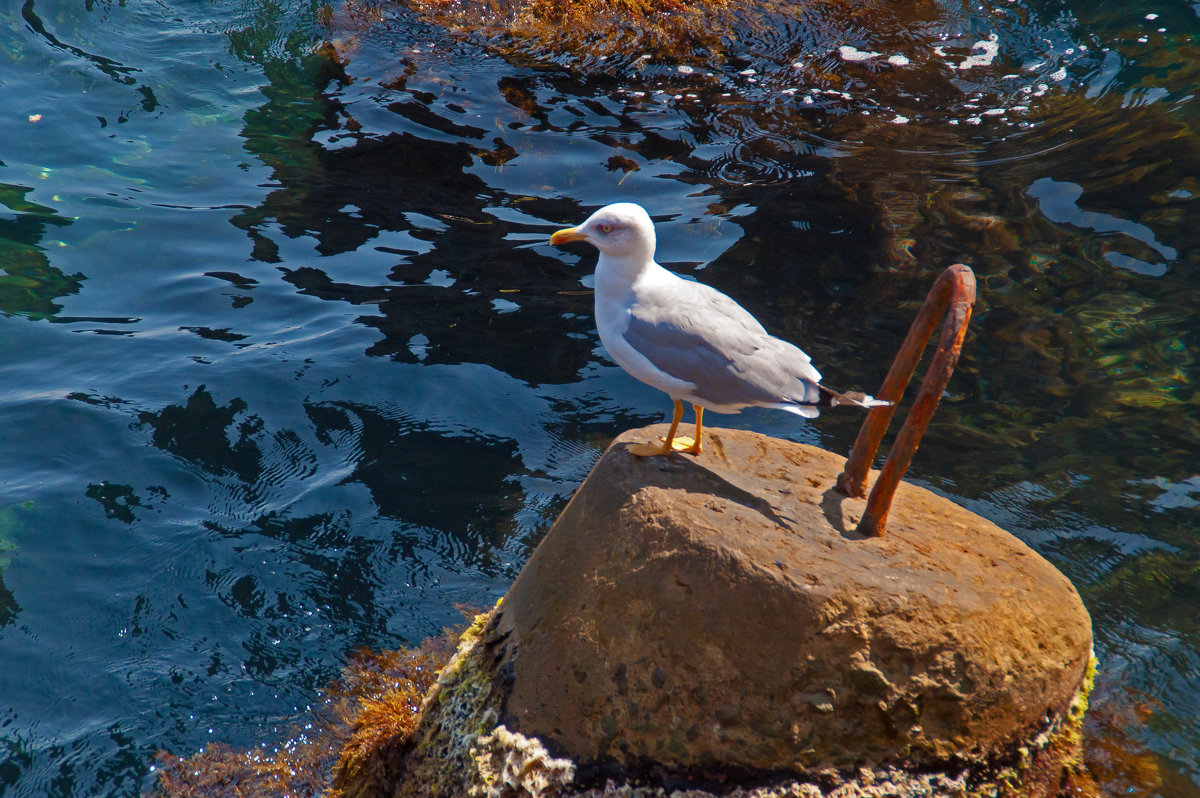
[1,0,1198,794]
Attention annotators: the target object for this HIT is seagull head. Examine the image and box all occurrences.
[550,202,656,265]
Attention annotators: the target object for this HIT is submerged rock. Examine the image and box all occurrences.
[342,425,1095,797]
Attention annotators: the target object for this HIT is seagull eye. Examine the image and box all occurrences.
[596,223,613,234]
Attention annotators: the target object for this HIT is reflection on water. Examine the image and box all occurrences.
[0,502,27,627]
[0,0,1198,794]
[1030,177,1176,275]
[0,182,81,318]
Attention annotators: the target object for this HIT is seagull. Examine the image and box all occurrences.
[550,202,888,457]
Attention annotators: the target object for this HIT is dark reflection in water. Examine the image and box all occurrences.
[0,503,25,627]
[309,401,526,554]
[0,182,81,319]
[21,0,161,116]
[0,0,1198,794]
[140,388,266,485]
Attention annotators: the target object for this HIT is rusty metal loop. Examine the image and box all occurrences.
[836,264,977,537]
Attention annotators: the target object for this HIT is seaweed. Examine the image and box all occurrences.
[151,628,460,798]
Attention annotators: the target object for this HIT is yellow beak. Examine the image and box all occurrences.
[550,226,587,246]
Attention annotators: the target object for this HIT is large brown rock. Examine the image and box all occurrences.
[378,425,1094,796]
[492,425,1092,775]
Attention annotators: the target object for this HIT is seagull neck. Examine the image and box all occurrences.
[595,252,655,289]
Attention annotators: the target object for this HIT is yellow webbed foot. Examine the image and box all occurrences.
[627,440,673,457]
[627,436,702,457]
[628,399,699,457]
[670,436,701,455]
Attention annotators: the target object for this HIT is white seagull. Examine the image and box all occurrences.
[551,202,888,457]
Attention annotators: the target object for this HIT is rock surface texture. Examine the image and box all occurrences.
[368,426,1095,797]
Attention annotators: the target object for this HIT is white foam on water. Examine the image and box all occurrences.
[839,45,881,62]
[957,34,1000,70]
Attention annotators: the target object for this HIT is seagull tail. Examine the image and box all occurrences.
[818,385,892,410]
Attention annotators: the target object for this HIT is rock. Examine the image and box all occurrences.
[365,425,1095,797]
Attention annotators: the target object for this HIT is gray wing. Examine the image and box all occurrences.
[623,279,822,409]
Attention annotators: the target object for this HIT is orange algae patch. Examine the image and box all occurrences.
[152,631,458,798]
[323,0,746,62]
[1083,687,1168,798]
[319,0,933,71]
[418,0,736,56]
[154,741,334,798]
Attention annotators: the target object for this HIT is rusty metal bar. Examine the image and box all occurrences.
[836,264,977,537]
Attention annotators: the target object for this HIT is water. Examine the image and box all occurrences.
[0,0,1198,794]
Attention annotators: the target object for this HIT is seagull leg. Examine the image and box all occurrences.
[680,404,703,454]
[628,399,684,456]
[668,404,703,454]
[656,404,703,455]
